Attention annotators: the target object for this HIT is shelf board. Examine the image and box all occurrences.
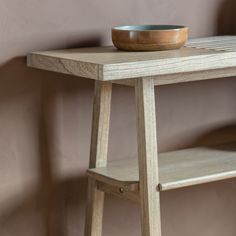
[88,142,236,191]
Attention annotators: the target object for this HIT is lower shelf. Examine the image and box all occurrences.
[87,142,236,192]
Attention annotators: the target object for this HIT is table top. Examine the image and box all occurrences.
[27,36,236,82]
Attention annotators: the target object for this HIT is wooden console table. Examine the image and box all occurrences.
[28,36,236,236]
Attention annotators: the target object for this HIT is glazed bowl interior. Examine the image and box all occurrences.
[113,25,187,31]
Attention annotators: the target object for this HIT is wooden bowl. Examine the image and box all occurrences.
[112,25,188,51]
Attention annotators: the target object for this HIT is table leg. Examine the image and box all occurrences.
[135,78,162,236]
[85,81,112,236]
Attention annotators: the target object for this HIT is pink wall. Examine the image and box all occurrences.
[1,0,236,235]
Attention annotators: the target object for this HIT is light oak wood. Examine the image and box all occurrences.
[187,36,236,44]
[101,50,236,80]
[88,142,236,192]
[152,67,236,86]
[89,82,112,168]
[114,67,236,86]
[186,36,236,44]
[97,182,140,203]
[187,36,236,52]
[27,36,236,82]
[85,178,104,236]
[85,81,112,236]
[135,78,161,236]
[28,52,99,80]
[87,158,139,190]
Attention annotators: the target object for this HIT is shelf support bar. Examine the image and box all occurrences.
[135,77,162,236]
[85,81,112,236]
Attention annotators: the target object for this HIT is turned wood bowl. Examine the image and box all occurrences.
[112,25,188,51]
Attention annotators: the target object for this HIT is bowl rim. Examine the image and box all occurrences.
[112,25,188,32]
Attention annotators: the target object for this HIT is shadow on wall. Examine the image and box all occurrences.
[0,31,103,236]
[218,0,236,34]
[0,57,93,236]
[193,124,236,148]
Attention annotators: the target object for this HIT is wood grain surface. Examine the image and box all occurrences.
[88,142,236,191]
[85,81,112,236]
[28,36,236,82]
[135,78,161,236]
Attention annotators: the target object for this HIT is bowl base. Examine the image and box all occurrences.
[113,42,185,51]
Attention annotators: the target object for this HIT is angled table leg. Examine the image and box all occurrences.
[85,81,112,236]
[135,78,162,236]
